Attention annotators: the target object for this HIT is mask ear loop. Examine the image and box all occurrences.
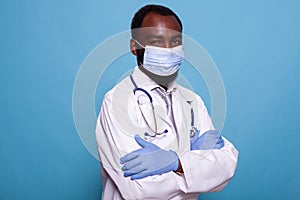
[133,39,145,49]
[132,39,145,66]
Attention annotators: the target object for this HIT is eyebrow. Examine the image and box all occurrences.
[171,33,182,39]
[146,34,164,40]
[145,33,182,40]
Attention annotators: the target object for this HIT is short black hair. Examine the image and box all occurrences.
[131,4,183,39]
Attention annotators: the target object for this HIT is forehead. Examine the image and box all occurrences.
[136,13,182,39]
[142,13,181,31]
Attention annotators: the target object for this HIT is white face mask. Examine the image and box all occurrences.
[134,40,184,76]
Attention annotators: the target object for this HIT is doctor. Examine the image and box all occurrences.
[96,4,238,200]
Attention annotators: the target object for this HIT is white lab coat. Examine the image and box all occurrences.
[96,67,238,200]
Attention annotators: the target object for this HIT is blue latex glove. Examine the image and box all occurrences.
[120,135,179,180]
[190,130,224,150]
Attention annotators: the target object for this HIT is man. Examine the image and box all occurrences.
[96,4,238,200]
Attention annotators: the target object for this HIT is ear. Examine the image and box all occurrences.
[130,39,138,56]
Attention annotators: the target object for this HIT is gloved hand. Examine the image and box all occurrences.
[190,130,224,150]
[120,135,179,180]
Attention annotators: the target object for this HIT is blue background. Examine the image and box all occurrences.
[1,0,300,199]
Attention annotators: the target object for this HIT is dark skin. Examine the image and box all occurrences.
[130,12,184,174]
[130,13,182,50]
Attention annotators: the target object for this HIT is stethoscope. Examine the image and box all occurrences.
[130,74,198,138]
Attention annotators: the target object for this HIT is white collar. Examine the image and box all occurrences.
[131,66,177,93]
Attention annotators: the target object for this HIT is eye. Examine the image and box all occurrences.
[149,40,163,46]
[171,39,182,46]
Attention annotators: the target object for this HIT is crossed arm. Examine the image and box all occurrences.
[96,93,238,199]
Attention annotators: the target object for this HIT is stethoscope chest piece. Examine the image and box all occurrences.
[190,127,198,138]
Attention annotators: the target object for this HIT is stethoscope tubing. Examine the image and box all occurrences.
[130,73,197,138]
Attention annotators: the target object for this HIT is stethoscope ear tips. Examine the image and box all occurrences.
[164,129,168,133]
